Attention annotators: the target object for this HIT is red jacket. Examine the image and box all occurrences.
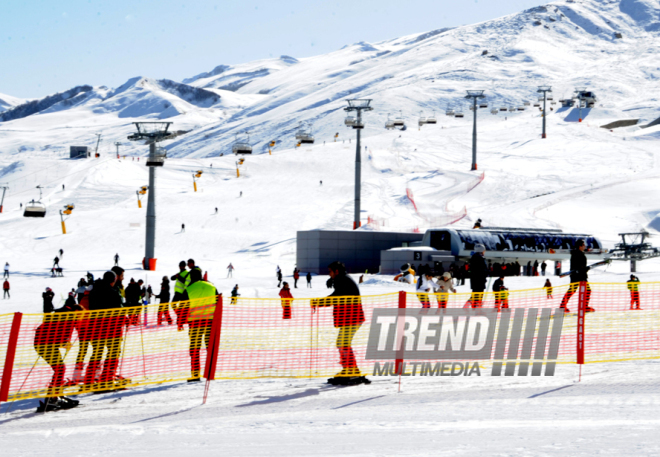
[279,288,293,300]
[2,281,8,290]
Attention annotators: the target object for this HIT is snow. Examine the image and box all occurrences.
[1,0,660,453]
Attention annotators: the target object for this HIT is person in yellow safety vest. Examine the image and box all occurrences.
[179,268,219,382]
[170,261,191,331]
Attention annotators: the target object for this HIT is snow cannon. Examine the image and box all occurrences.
[393,263,416,284]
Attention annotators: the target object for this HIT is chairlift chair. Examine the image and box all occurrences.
[385,114,395,130]
[533,102,540,107]
[344,116,357,127]
[517,106,525,111]
[524,101,531,106]
[24,200,46,218]
[500,107,507,112]
[146,148,167,167]
[454,111,464,118]
[509,107,515,112]
[490,108,498,114]
[233,132,253,154]
[479,102,488,109]
[418,111,427,126]
[426,112,437,124]
[393,111,405,128]
[445,109,455,116]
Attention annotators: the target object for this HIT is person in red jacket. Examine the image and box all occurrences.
[312,261,367,384]
[33,299,82,411]
[2,279,9,299]
[279,282,294,319]
[293,268,300,288]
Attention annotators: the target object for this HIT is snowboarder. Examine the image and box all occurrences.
[43,287,55,312]
[114,253,119,266]
[306,271,312,288]
[231,285,240,305]
[3,262,9,278]
[627,275,641,310]
[53,256,60,268]
[293,268,300,288]
[279,282,293,319]
[311,261,368,385]
[178,268,219,381]
[469,244,488,308]
[2,279,9,299]
[156,276,173,325]
[181,223,185,233]
[559,239,594,313]
[227,263,234,278]
[544,279,553,299]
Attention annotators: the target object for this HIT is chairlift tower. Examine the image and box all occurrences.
[465,90,485,171]
[114,142,122,159]
[127,122,174,270]
[0,185,8,213]
[344,99,373,230]
[609,232,660,272]
[537,85,552,138]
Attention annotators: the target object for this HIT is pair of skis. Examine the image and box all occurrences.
[558,259,611,278]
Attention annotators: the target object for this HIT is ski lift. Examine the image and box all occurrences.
[454,111,464,118]
[295,124,315,144]
[538,97,544,102]
[393,111,405,129]
[385,114,395,130]
[500,107,508,112]
[533,103,540,108]
[344,116,357,127]
[24,186,46,218]
[445,108,455,116]
[550,101,557,106]
[418,111,427,126]
[469,106,475,111]
[62,204,75,215]
[517,106,525,111]
[139,186,148,195]
[146,146,167,167]
[524,101,531,106]
[508,107,515,112]
[490,108,498,114]
[426,112,437,124]
[232,132,253,154]
[479,102,488,109]
[547,94,554,101]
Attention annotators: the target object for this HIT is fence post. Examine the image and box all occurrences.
[576,281,586,365]
[394,291,406,375]
[0,312,23,403]
[202,295,223,405]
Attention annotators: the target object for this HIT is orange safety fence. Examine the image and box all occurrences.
[0,282,659,403]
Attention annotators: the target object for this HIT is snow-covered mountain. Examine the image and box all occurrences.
[0,0,658,158]
[0,92,26,113]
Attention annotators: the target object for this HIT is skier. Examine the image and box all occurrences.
[239,191,242,197]
[311,261,368,385]
[544,279,553,299]
[62,184,65,191]
[114,253,119,266]
[59,249,64,258]
[2,279,9,299]
[178,268,219,381]
[181,223,185,233]
[320,180,323,186]
[171,261,191,331]
[306,271,312,288]
[53,256,60,268]
[627,275,641,310]
[279,282,293,319]
[559,239,594,313]
[86,270,126,390]
[231,285,240,305]
[215,207,218,214]
[468,245,488,308]
[33,299,82,412]
[436,272,456,308]
[277,268,283,288]
[293,268,300,288]
[156,276,173,325]
[227,263,235,278]
[4,262,9,278]
[43,287,55,312]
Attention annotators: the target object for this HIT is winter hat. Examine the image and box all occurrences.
[189,268,203,283]
[442,272,452,280]
[45,287,52,292]
[474,244,486,253]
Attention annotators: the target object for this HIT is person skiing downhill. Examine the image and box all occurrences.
[277,268,283,288]
[53,256,60,268]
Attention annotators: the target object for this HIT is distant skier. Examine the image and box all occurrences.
[293,268,300,288]
[62,184,65,191]
[227,263,234,278]
[181,223,185,233]
[215,207,218,214]
[306,272,312,288]
[320,180,323,186]
[239,191,242,197]
[276,266,283,288]
[43,287,55,312]
[59,249,64,258]
[627,275,641,310]
[2,279,9,299]
[114,253,119,266]
[53,256,60,268]
[3,262,9,278]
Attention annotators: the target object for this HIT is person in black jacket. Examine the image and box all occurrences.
[43,287,55,313]
[85,271,126,389]
[492,276,505,310]
[157,276,173,325]
[312,261,366,381]
[469,244,488,308]
[559,239,594,313]
[125,278,144,325]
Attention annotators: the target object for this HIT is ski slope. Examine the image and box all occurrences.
[1,0,660,454]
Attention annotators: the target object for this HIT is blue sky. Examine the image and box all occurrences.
[1,0,547,99]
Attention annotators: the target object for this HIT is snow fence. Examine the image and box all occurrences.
[0,282,659,403]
